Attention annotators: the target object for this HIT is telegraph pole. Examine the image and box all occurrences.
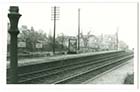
[116,27,119,50]
[53,6,56,54]
[51,6,60,54]
[78,8,80,50]
[8,6,21,84]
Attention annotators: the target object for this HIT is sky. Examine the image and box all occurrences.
[4,2,138,49]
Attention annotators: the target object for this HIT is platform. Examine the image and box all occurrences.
[7,50,121,68]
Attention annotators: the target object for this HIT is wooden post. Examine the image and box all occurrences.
[53,6,56,54]
[78,8,80,51]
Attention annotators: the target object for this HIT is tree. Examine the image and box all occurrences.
[56,33,67,50]
[80,31,93,48]
[118,40,128,50]
[45,31,53,51]
[19,25,48,51]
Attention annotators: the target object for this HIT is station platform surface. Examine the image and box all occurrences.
[83,59,134,84]
[7,50,120,67]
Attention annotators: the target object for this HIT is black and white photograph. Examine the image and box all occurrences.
[0,0,139,92]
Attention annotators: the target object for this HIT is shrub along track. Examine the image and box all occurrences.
[7,51,133,84]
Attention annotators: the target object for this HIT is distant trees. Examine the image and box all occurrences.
[18,25,48,51]
[79,31,129,52]
[118,40,129,50]
[7,25,129,53]
[80,31,93,48]
[46,32,68,51]
[16,25,68,52]
[56,33,68,50]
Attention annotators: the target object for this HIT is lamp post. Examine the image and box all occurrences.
[8,6,21,84]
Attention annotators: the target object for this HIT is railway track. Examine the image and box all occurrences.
[55,55,133,84]
[7,51,133,84]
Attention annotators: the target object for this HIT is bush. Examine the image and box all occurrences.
[124,73,134,84]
